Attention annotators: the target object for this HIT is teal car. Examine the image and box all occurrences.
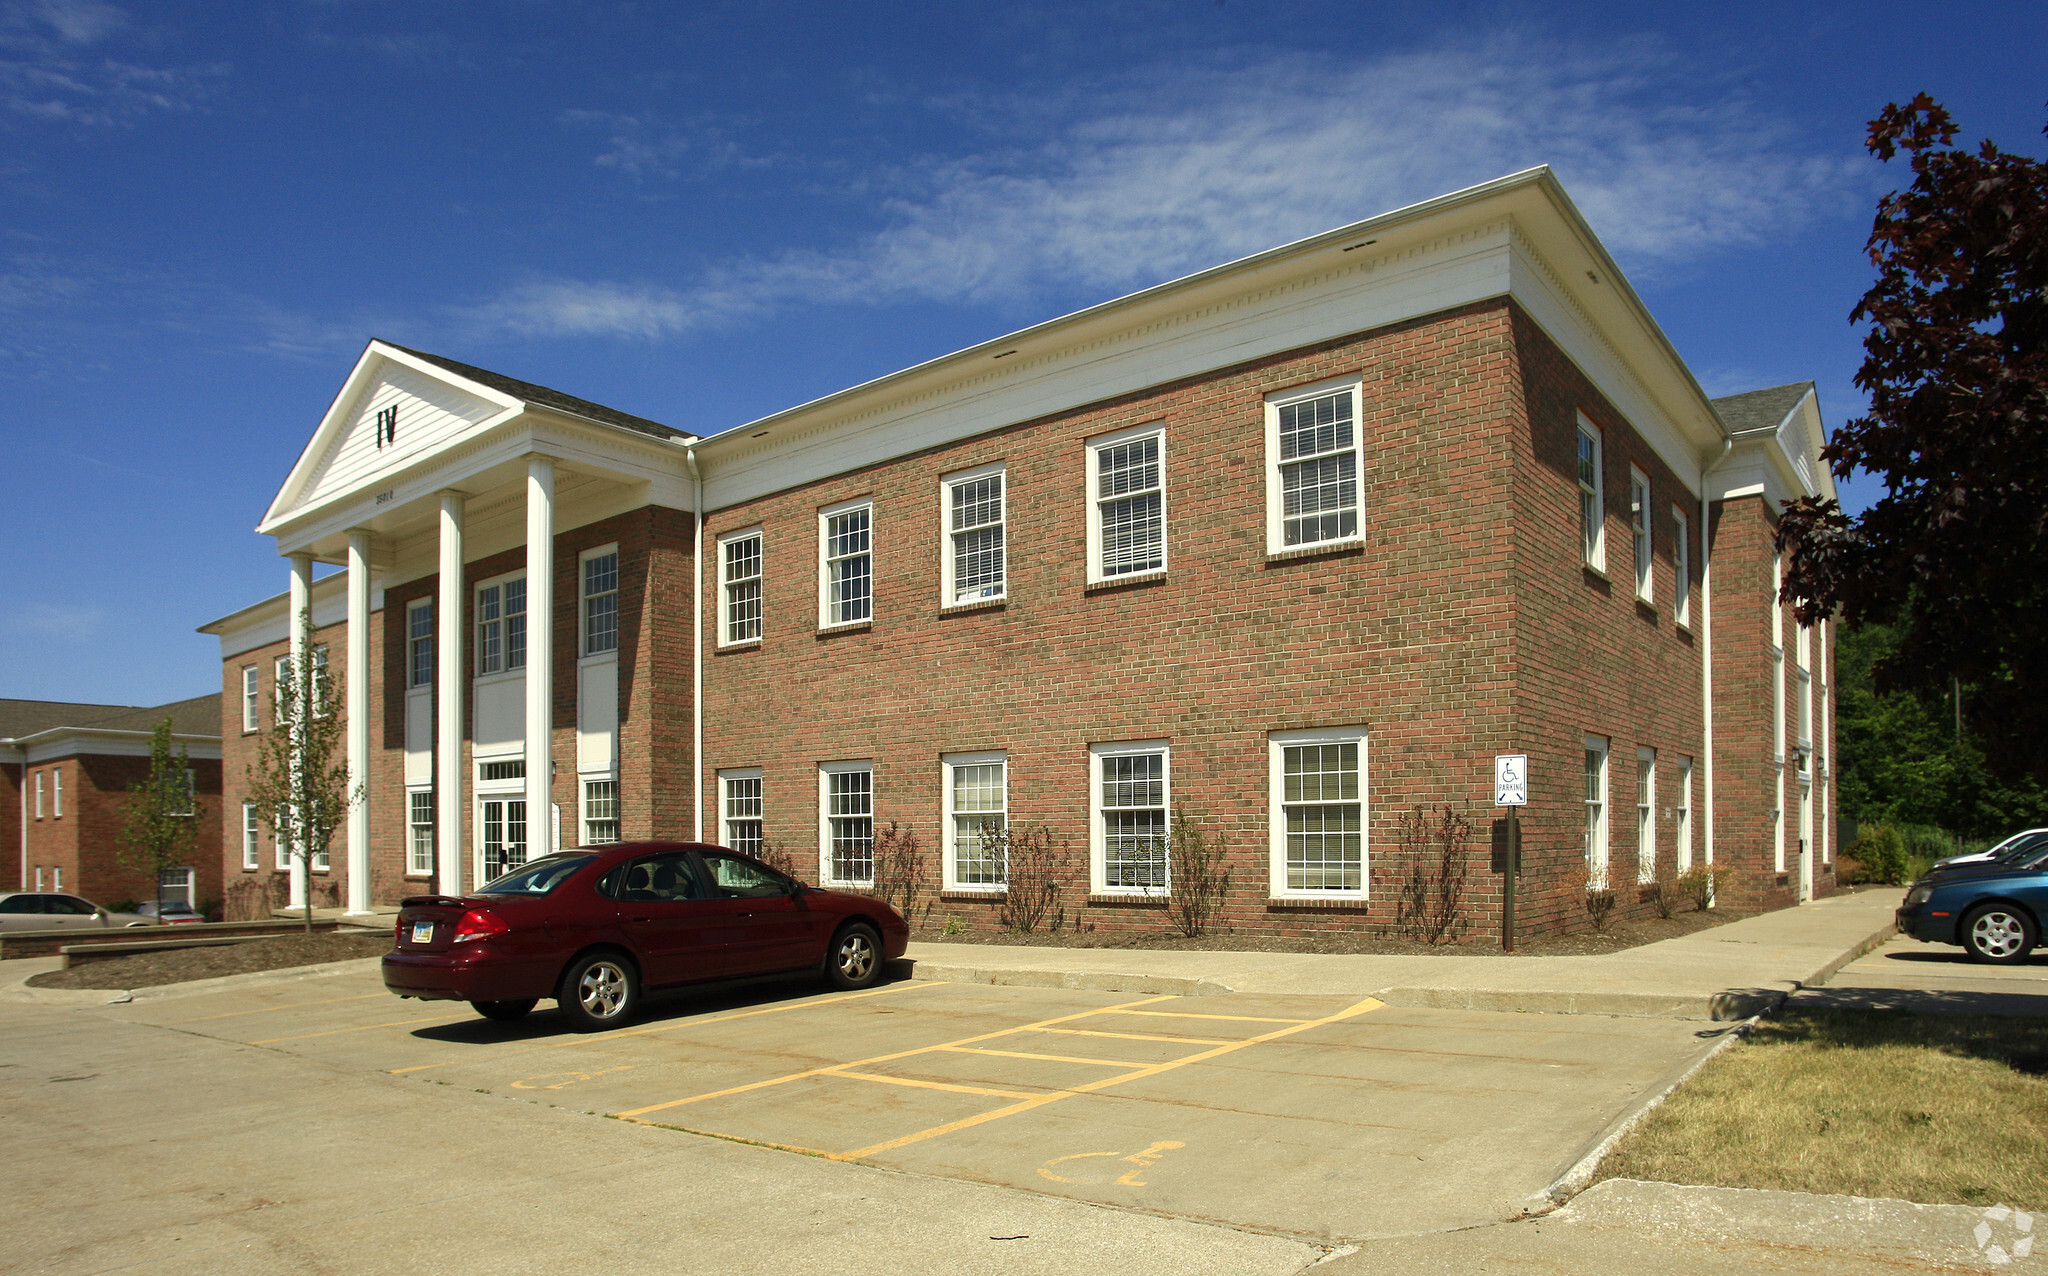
[1896,844,2048,963]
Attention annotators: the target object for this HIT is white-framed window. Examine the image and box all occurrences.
[583,779,619,844]
[172,767,193,817]
[33,866,44,890]
[32,771,42,819]
[275,824,291,871]
[1266,378,1364,552]
[1583,735,1609,889]
[943,752,1008,891]
[1090,741,1169,895]
[1636,747,1656,883]
[1629,467,1652,601]
[1577,415,1605,569]
[1674,756,1694,873]
[52,867,60,890]
[720,530,763,645]
[819,500,873,628]
[721,769,763,857]
[407,599,434,688]
[1086,425,1166,582]
[274,655,289,723]
[312,645,330,716]
[407,790,434,875]
[582,546,620,657]
[242,665,260,731]
[242,802,261,871]
[52,767,62,818]
[942,465,1007,604]
[475,572,527,675]
[1672,507,1691,626]
[312,820,330,871]
[1269,727,1367,897]
[819,763,874,886]
[159,867,195,910]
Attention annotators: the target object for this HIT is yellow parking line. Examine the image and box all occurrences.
[613,994,1181,1119]
[385,980,940,1075]
[828,996,1385,1161]
[939,1045,1154,1068]
[827,1070,1041,1100]
[248,1013,464,1044]
[1111,1010,1310,1024]
[174,993,388,1024]
[1033,1027,1223,1046]
[629,1122,834,1159]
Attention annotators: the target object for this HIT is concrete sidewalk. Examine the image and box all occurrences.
[906,888,1902,1019]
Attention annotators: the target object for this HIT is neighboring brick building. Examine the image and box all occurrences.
[2,697,224,911]
[199,167,1836,938]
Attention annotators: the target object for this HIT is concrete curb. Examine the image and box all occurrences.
[1536,1014,1761,1207]
[0,956,385,1007]
[1369,986,1785,1021]
[906,961,1234,997]
[1798,918,1901,988]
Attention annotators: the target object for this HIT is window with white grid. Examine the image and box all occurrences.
[1584,736,1609,889]
[1092,743,1169,894]
[943,467,1006,604]
[1266,381,1363,551]
[476,573,527,675]
[1672,507,1692,626]
[274,655,288,723]
[944,753,1007,890]
[1269,729,1365,896]
[1675,756,1694,873]
[1630,467,1652,601]
[1636,747,1656,884]
[582,547,619,657]
[1577,417,1605,569]
[242,665,260,731]
[243,802,261,871]
[820,502,873,627]
[312,645,330,717]
[722,769,763,858]
[1087,427,1165,581]
[820,763,873,885]
[721,531,763,645]
[407,790,434,875]
[583,779,619,844]
[408,599,434,688]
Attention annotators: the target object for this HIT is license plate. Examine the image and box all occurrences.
[411,922,434,944]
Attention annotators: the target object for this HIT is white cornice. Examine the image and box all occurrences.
[8,729,223,762]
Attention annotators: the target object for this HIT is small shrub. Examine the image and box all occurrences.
[987,823,1068,933]
[1846,824,1908,885]
[1394,805,1473,945]
[754,840,802,880]
[870,822,925,916]
[1166,815,1229,938]
[1675,863,1725,911]
[1563,864,1617,932]
[1643,869,1679,920]
[940,916,965,937]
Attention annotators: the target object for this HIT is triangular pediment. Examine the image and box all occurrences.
[261,342,522,529]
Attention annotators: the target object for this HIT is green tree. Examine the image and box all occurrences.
[118,716,202,915]
[245,612,360,930]
[1777,96,2048,790]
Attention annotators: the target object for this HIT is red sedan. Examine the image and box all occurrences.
[382,842,909,1031]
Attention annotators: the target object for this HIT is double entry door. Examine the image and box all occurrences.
[480,796,528,884]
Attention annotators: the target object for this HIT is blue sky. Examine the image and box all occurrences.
[1,0,2042,706]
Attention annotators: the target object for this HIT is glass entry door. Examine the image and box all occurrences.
[480,797,528,883]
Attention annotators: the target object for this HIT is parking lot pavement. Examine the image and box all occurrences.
[1793,935,2048,1015]
[87,967,1715,1242]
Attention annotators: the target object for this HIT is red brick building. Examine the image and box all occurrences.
[3,697,224,911]
[200,168,1836,937]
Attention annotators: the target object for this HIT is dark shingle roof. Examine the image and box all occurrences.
[0,695,221,743]
[381,342,689,443]
[1711,382,1814,435]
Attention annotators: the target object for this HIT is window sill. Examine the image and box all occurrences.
[1087,892,1168,907]
[939,597,1006,617]
[1582,563,1612,586]
[1635,597,1658,621]
[714,638,762,653]
[1085,570,1167,593]
[1264,539,1364,566]
[473,668,528,687]
[939,888,1004,901]
[1266,896,1370,912]
[816,621,873,638]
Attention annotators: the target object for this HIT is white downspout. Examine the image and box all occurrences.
[1699,435,1733,871]
[686,447,704,844]
[12,745,25,891]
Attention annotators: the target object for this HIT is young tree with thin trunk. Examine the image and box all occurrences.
[118,716,201,918]
[245,611,360,931]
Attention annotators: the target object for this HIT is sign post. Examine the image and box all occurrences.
[1494,755,1527,953]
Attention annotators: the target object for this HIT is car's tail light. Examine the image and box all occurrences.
[451,909,510,944]
[394,918,406,944]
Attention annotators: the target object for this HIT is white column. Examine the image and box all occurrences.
[436,493,466,896]
[287,553,313,913]
[524,456,555,856]
[345,530,373,916]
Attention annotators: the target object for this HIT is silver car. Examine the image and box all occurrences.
[0,892,153,931]
[1931,828,2048,873]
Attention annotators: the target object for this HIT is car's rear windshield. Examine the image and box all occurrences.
[476,854,595,897]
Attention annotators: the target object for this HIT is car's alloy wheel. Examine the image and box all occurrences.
[826,923,882,991]
[558,953,639,1031]
[1962,905,2036,964]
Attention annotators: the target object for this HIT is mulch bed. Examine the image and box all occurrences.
[24,932,392,990]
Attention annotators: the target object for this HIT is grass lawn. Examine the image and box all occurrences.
[1598,1009,2048,1208]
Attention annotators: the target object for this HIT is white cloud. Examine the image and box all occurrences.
[483,35,1868,340]
[0,0,224,125]
[9,601,103,638]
